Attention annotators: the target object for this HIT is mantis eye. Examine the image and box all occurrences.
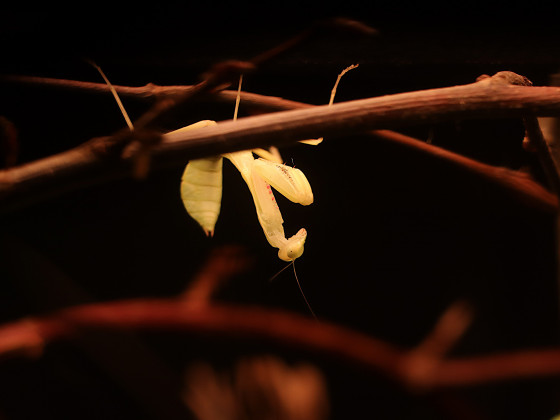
[278,244,305,261]
[278,228,307,261]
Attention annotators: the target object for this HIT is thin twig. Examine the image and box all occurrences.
[0,74,166,98]
[249,17,377,67]
[369,129,557,212]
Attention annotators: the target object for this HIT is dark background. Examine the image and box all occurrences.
[1,2,560,419]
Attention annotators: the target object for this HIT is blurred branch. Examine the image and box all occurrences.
[181,245,253,306]
[1,237,189,419]
[1,71,559,211]
[400,301,474,391]
[0,297,560,390]
[523,116,560,194]
[0,117,18,168]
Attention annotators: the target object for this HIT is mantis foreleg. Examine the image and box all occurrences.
[224,151,308,261]
[252,158,313,206]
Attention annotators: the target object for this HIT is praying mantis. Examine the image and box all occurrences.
[93,63,357,318]
[176,66,358,261]
[172,112,314,261]
[179,142,313,262]
[92,62,357,262]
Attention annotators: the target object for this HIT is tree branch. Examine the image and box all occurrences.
[1,298,559,390]
[1,72,559,211]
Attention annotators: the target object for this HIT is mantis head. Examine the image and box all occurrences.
[278,228,307,261]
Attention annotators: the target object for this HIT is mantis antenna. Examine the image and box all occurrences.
[292,260,317,319]
[269,260,317,320]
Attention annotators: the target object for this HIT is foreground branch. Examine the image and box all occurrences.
[1,298,559,390]
[1,72,560,211]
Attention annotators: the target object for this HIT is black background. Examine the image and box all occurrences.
[1,2,560,419]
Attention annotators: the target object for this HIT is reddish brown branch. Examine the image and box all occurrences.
[181,245,253,305]
[369,130,557,212]
[1,72,559,212]
[2,75,556,211]
[0,74,168,98]
[1,298,560,390]
[431,349,560,387]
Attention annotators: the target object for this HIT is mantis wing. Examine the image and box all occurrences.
[298,138,323,146]
[252,147,283,163]
[180,156,223,237]
[252,158,313,206]
[166,120,217,136]
[175,120,223,236]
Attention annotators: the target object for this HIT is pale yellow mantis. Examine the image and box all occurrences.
[92,63,357,263]
[173,76,314,262]
[93,63,356,317]
[177,66,358,262]
[91,61,314,262]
